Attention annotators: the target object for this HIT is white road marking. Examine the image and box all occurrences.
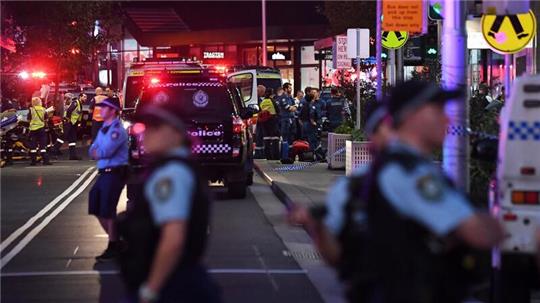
[0,268,307,278]
[0,167,95,254]
[1,170,98,269]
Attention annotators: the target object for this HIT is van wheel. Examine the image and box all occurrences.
[228,182,247,199]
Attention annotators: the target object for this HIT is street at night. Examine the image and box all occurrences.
[1,1,540,303]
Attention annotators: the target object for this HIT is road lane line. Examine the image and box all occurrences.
[0,268,307,277]
[0,167,95,254]
[1,170,98,269]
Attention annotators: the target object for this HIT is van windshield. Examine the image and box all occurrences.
[139,81,234,120]
[124,76,144,109]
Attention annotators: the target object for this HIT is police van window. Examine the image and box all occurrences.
[124,76,144,109]
[228,73,253,103]
[257,78,282,92]
[139,81,234,119]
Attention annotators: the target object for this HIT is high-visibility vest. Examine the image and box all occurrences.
[29,106,46,131]
[92,95,107,122]
[65,99,82,125]
[260,98,277,115]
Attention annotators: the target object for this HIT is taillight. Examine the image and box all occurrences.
[503,213,518,221]
[520,167,536,176]
[232,116,245,134]
[511,190,540,205]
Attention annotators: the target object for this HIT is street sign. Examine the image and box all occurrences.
[481,9,537,54]
[382,0,424,33]
[382,31,409,49]
[403,36,424,66]
[332,35,351,69]
[346,28,370,59]
[483,0,529,15]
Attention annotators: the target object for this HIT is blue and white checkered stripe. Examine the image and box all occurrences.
[508,121,540,141]
[192,144,232,154]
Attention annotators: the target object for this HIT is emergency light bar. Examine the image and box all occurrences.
[511,190,540,205]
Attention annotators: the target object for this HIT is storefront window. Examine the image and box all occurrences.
[301,67,319,90]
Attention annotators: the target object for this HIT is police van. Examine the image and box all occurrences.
[496,74,540,255]
[227,66,283,107]
[123,60,255,198]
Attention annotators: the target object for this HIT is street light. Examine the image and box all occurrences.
[18,71,29,80]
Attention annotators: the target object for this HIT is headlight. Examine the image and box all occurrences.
[122,120,132,129]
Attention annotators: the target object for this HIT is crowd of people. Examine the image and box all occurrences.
[0,86,120,166]
[254,83,351,161]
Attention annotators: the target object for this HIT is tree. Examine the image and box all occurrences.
[320,1,377,36]
[5,2,122,110]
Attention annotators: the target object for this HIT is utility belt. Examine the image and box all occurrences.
[99,165,128,175]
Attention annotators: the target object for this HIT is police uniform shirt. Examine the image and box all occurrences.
[89,118,128,169]
[144,148,195,225]
[309,101,321,123]
[278,95,294,119]
[324,166,369,236]
[377,143,474,236]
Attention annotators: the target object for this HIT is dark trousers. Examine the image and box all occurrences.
[91,120,103,142]
[254,122,265,158]
[280,118,294,145]
[29,128,50,164]
[63,122,79,158]
[303,121,319,151]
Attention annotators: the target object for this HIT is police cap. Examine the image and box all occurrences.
[96,97,121,111]
[386,80,463,126]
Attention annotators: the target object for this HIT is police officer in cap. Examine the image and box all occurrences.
[363,81,504,303]
[277,83,297,145]
[119,101,221,303]
[88,96,128,261]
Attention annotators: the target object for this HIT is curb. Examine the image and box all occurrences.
[253,162,294,210]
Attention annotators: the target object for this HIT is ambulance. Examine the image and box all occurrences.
[496,74,540,255]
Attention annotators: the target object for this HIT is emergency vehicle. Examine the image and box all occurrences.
[227,66,283,107]
[122,60,255,198]
[496,74,540,255]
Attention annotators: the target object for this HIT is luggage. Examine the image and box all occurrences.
[264,138,280,160]
[291,140,314,162]
[280,141,294,164]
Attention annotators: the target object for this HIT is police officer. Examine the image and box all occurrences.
[307,88,324,159]
[54,93,85,160]
[88,97,128,261]
[27,97,52,166]
[363,81,504,303]
[1,98,17,165]
[277,83,297,145]
[326,87,350,131]
[298,86,313,140]
[119,101,221,303]
[289,103,393,302]
[89,87,107,142]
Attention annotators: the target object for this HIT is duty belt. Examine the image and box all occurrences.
[98,165,127,174]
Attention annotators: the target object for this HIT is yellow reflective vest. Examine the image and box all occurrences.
[29,106,46,131]
[65,99,82,125]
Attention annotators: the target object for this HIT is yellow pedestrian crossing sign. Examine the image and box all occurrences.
[481,9,536,54]
[382,31,409,49]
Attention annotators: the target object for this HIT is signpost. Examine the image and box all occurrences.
[346,28,370,129]
[332,35,351,69]
[382,0,424,33]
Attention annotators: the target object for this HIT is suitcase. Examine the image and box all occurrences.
[291,140,314,162]
[280,141,294,164]
[264,139,280,160]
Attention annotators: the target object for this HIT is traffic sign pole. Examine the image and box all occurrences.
[442,0,469,191]
[376,0,383,102]
[504,54,512,100]
[396,48,403,83]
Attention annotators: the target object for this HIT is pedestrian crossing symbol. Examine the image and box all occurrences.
[481,10,536,54]
[381,31,409,49]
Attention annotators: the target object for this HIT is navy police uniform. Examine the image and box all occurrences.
[326,96,350,131]
[117,102,221,303]
[306,100,322,151]
[277,94,295,144]
[88,98,128,219]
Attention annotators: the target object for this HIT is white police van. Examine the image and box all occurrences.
[496,74,540,254]
[227,66,283,107]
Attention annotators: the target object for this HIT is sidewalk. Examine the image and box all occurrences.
[254,159,345,208]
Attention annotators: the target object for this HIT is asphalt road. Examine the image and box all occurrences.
[0,160,325,303]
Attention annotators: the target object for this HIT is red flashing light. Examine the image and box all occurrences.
[232,116,245,134]
[520,167,536,176]
[70,48,80,55]
[503,213,518,221]
[150,78,160,84]
[132,123,146,135]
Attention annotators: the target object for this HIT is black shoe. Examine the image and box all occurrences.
[95,247,119,262]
